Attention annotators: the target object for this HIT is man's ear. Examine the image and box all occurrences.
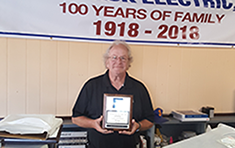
[105,61,110,69]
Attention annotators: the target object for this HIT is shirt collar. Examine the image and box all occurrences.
[103,70,133,88]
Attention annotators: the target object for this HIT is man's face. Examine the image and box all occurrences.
[106,44,129,75]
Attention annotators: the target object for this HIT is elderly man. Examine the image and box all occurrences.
[72,40,154,148]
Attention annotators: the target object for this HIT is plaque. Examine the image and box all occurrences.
[102,93,133,131]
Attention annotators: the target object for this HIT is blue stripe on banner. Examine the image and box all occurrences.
[1,31,235,47]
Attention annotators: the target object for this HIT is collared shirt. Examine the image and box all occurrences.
[72,70,154,148]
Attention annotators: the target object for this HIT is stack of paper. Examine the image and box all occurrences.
[0,114,63,140]
[172,110,210,122]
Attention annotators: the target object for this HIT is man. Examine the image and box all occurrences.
[72,40,154,148]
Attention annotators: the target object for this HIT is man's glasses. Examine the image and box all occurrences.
[109,56,128,62]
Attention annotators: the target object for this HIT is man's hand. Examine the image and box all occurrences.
[94,116,114,134]
[118,119,153,135]
[118,119,139,135]
[72,115,113,134]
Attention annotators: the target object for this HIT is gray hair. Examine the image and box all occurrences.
[103,40,133,69]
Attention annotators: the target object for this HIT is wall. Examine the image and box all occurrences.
[0,37,235,117]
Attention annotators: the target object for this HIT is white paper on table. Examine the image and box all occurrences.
[0,114,63,136]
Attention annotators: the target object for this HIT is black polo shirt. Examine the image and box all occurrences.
[72,70,154,148]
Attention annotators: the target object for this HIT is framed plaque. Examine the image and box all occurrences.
[102,93,133,131]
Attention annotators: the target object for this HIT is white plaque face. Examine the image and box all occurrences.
[102,94,133,131]
[106,111,129,124]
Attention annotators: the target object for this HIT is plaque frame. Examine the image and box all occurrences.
[102,93,133,131]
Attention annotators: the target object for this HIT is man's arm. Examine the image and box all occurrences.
[138,119,154,131]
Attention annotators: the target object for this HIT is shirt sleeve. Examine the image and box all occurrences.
[140,83,155,123]
[72,81,90,117]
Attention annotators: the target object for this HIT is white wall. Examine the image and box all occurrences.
[0,37,235,117]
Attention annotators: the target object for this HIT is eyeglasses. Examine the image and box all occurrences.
[109,56,128,62]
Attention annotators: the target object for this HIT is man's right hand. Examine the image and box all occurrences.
[94,116,113,134]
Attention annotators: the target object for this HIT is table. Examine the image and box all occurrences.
[0,125,62,148]
[208,115,235,128]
